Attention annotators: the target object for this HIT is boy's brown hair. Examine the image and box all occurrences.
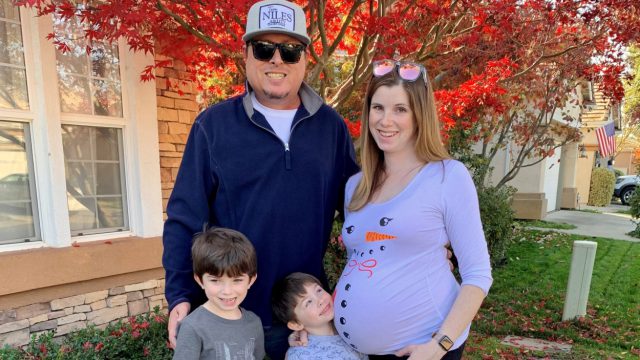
[271,272,323,324]
[192,227,257,280]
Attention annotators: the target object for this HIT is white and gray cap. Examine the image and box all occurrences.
[242,0,310,45]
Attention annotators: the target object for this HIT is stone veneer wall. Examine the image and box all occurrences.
[155,55,203,216]
[0,279,167,347]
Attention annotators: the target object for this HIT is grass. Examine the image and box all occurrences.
[464,229,640,359]
[520,219,577,230]
[616,209,633,215]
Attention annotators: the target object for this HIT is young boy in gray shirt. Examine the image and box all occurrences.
[271,273,367,360]
[173,228,265,360]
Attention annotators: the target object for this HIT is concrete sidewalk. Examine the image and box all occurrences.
[529,203,639,242]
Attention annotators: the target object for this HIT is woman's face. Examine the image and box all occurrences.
[368,84,416,157]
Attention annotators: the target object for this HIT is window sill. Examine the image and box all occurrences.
[0,235,163,297]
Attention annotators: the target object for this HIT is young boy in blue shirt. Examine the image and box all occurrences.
[173,228,265,360]
[271,273,367,360]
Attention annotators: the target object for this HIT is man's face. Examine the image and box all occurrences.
[244,33,307,110]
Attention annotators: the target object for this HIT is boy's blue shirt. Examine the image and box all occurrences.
[162,83,359,326]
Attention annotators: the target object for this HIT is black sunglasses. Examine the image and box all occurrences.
[249,40,306,64]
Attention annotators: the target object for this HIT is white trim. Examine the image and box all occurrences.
[29,11,71,248]
[70,230,134,243]
[120,44,163,238]
[0,240,45,252]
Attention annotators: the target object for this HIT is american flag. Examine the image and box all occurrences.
[595,122,616,157]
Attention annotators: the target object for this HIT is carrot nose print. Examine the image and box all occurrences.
[365,231,397,242]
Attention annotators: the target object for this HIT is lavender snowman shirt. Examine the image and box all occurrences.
[333,160,493,355]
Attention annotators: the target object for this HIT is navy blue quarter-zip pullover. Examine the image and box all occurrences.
[162,83,359,326]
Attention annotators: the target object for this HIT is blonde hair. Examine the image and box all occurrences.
[348,68,449,211]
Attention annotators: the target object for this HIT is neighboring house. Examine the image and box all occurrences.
[0,4,199,346]
[576,83,624,205]
[480,89,583,220]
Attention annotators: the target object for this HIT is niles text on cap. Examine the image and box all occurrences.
[261,5,294,29]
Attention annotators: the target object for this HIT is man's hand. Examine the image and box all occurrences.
[445,241,455,271]
[168,302,191,349]
[288,329,309,347]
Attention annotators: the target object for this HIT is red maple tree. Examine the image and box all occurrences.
[16,0,640,186]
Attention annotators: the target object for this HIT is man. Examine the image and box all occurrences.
[162,0,359,358]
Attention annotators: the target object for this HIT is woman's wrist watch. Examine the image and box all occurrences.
[432,332,454,352]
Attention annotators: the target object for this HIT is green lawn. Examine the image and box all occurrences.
[465,229,640,359]
[520,219,577,230]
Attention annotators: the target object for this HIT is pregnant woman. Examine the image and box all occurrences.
[333,59,493,360]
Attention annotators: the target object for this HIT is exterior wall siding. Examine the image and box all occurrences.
[155,55,203,217]
[0,279,167,347]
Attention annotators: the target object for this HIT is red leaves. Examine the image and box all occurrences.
[344,118,361,139]
[18,0,640,164]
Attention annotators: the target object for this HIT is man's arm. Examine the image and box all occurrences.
[162,117,216,347]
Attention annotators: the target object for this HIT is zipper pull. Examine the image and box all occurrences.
[284,143,292,170]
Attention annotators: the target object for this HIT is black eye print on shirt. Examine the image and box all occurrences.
[344,283,351,291]
[350,344,358,349]
[380,245,386,251]
[343,332,350,339]
[368,249,374,254]
[341,300,347,308]
[379,217,393,226]
[346,225,355,234]
[340,317,346,325]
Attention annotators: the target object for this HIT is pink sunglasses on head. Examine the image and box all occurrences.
[372,59,428,83]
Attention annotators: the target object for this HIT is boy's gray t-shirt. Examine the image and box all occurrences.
[286,334,368,360]
[173,306,265,360]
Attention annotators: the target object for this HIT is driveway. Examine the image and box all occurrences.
[536,204,639,242]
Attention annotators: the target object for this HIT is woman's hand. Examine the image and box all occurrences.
[395,340,447,360]
[288,329,309,347]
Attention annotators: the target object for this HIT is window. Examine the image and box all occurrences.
[581,81,593,103]
[0,2,161,251]
[62,125,128,235]
[54,8,122,116]
[0,0,28,110]
[0,121,38,244]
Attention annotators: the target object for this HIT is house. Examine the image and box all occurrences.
[480,89,584,220]
[576,84,624,205]
[0,5,198,346]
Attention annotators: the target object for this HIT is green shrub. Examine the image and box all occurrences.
[587,167,615,206]
[627,187,640,238]
[0,308,171,359]
[613,168,624,178]
[477,185,516,268]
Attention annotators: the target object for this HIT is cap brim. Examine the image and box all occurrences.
[242,29,310,46]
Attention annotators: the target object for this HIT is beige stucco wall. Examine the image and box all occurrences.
[613,151,636,175]
[576,151,596,204]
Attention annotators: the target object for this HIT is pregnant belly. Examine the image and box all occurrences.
[332,266,443,355]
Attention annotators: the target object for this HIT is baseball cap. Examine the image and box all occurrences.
[242,0,311,45]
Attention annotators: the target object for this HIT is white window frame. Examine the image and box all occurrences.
[0,6,163,252]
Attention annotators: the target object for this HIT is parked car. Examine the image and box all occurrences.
[614,175,639,205]
[0,173,30,201]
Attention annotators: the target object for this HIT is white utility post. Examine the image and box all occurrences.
[562,241,598,321]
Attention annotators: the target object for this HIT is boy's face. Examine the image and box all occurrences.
[195,273,256,319]
[288,282,334,332]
